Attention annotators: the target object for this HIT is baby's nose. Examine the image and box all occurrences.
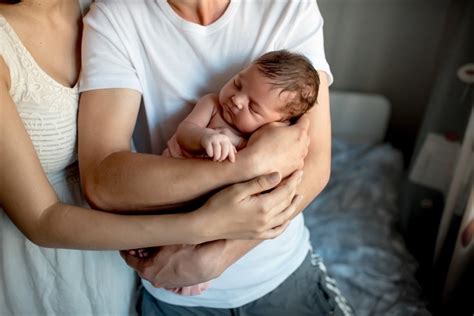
[231,95,245,110]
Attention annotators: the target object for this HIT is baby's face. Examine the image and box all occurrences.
[218,64,290,134]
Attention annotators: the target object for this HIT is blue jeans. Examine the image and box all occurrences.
[138,252,353,315]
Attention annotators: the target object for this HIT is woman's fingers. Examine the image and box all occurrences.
[202,170,303,241]
[235,172,282,199]
[259,220,291,239]
[255,194,302,239]
[260,170,303,213]
[266,194,303,229]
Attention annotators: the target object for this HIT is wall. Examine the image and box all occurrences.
[411,0,474,167]
[318,0,452,163]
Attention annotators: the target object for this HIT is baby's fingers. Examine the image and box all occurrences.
[220,142,230,162]
[228,146,236,163]
[204,143,214,158]
[212,142,222,161]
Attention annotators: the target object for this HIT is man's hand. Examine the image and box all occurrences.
[244,116,310,179]
[121,241,227,289]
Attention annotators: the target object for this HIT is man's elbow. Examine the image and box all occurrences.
[81,171,109,211]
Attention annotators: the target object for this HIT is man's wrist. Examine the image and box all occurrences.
[214,239,261,274]
[234,147,259,179]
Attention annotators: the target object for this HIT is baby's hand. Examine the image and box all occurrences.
[201,133,237,162]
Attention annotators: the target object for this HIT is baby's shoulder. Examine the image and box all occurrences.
[199,93,219,104]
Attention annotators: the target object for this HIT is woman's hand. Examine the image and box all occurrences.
[243,116,310,179]
[192,170,303,241]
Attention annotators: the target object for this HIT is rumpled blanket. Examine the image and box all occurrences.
[305,139,431,316]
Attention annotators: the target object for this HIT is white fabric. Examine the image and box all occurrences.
[80,0,332,309]
[0,15,137,316]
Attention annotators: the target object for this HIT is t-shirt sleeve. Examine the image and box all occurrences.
[280,0,334,85]
[79,2,142,93]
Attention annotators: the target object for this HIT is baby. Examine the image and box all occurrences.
[165,49,320,162]
[131,50,320,295]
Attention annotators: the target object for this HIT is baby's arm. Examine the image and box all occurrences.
[177,94,236,162]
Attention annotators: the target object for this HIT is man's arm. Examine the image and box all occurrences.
[78,88,309,211]
[201,71,332,278]
[292,71,331,210]
[125,71,331,285]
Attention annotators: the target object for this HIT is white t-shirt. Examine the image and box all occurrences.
[80,0,332,309]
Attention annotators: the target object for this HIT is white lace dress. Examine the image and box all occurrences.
[0,15,137,316]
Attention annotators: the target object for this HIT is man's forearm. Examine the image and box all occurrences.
[198,239,262,279]
[83,151,254,211]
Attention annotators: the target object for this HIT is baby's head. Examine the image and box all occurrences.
[219,50,320,134]
[254,50,320,122]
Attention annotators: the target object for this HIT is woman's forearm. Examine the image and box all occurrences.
[30,202,207,250]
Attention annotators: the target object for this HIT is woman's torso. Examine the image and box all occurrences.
[0,9,137,315]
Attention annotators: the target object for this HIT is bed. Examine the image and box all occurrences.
[304,91,432,316]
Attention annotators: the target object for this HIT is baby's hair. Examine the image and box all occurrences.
[254,50,320,121]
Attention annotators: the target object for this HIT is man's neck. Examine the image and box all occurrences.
[167,0,230,26]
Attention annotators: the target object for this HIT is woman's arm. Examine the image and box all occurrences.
[0,61,303,250]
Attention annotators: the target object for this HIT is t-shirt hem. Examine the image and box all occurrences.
[310,59,334,86]
[79,78,142,94]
